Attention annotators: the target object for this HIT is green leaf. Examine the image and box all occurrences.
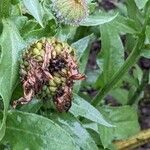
[70,94,112,127]
[109,89,128,105]
[133,65,143,83]
[97,23,124,87]
[23,0,44,27]
[51,113,98,150]
[22,20,56,43]
[2,110,79,150]
[80,13,118,26]
[141,49,150,58]
[98,106,140,148]
[85,69,100,86]
[144,26,150,57]
[126,0,142,26]
[146,25,150,42]
[71,35,93,92]
[135,0,149,9]
[115,1,127,15]
[20,20,39,37]
[11,0,20,5]
[0,19,26,141]
[87,0,92,3]
[19,98,42,113]
[56,26,77,42]
[111,15,139,34]
[71,34,92,60]
[0,0,10,18]
[0,21,3,36]
[83,123,99,134]
[122,72,139,88]
[11,16,28,31]
[42,0,54,21]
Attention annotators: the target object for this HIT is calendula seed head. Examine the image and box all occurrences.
[15,37,85,112]
[51,0,88,25]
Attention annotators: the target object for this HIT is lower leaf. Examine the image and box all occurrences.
[2,110,79,150]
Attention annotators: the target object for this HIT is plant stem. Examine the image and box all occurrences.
[92,22,148,107]
[127,69,149,105]
[114,128,150,150]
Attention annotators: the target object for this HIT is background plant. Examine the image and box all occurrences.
[0,0,150,149]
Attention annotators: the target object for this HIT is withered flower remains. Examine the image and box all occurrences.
[13,38,85,112]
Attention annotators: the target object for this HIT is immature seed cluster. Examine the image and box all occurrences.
[51,0,88,25]
[13,38,85,112]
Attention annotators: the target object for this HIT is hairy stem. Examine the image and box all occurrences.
[114,128,150,150]
[127,69,149,105]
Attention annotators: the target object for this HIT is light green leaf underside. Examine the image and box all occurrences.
[0,19,26,141]
[2,110,79,150]
[70,94,113,127]
[80,13,118,26]
[23,0,44,27]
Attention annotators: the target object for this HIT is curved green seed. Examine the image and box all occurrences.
[49,79,57,86]
[61,77,66,82]
[52,50,57,58]
[53,72,61,77]
[24,61,29,67]
[40,49,45,57]
[49,87,57,92]
[54,76,62,84]
[33,48,40,55]
[37,56,43,61]
[61,68,67,75]
[42,85,47,91]
[55,44,62,55]
[36,42,43,50]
